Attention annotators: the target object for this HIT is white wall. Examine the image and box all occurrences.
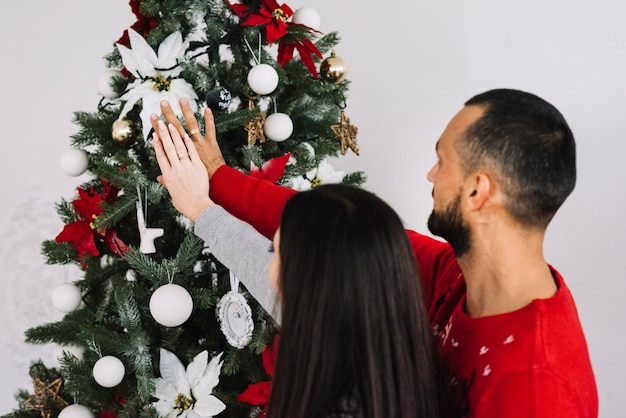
[1,1,623,416]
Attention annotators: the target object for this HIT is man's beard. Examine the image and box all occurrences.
[427,194,472,257]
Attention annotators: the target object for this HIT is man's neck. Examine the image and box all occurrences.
[458,228,557,318]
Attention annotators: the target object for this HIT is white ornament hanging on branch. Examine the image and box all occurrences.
[93,355,125,388]
[217,273,254,349]
[264,113,293,142]
[149,283,193,327]
[59,149,89,177]
[51,283,82,313]
[247,64,279,96]
[96,69,123,99]
[293,7,321,30]
[58,404,95,418]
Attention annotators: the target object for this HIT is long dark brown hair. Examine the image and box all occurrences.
[265,184,439,418]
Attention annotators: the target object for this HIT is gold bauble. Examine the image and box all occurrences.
[112,119,132,142]
[320,51,348,83]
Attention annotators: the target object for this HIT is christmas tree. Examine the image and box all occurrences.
[2,1,363,418]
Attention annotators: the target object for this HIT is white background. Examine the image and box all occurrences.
[0,1,624,416]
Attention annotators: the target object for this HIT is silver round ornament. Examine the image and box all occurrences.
[320,51,348,83]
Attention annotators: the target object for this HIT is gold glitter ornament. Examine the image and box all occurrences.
[320,51,348,84]
[331,111,359,155]
[244,99,267,146]
[112,119,133,142]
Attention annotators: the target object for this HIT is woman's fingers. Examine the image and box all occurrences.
[183,133,202,166]
[166,122,190,160]
[155,120,182,167]
[159,100,189,139]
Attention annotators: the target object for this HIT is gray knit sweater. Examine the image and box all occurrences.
[194,204,280,323]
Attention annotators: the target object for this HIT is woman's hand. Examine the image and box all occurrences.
[152,119,213,222]
[150,98,226,177]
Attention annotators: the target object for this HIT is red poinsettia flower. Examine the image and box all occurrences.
[228,0,323,77]
[56,180,129,267]
[237,334,280,416]
[117,0,159,47]
[116,0,159,76]
[228,0,293,45]
[250,153,291,183]
[277,38,323,77]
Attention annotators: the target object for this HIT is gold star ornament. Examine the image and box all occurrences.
[331,111,359,156]
[245,99,267,146]
[23,377,68,418]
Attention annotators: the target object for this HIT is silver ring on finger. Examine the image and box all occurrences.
[189,128,201,136]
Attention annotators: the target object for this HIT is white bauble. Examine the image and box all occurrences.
[264,113,294,142]
[51,283,82,313]
[97,69,122,99]
[59,149,89,177]
[93,355,125,388]
[149,283,193,327]
[58,404,95,418]
[247,64,279,96]
[293,7,321,31]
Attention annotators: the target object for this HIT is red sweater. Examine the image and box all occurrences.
[209,166,598,418]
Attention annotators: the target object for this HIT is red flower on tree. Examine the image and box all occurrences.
[116,0,158,47]
[228,0,293,45]
[249,152,291,183]
[56,180,129,267]
[228,0,322,77]
[236,334,279,416]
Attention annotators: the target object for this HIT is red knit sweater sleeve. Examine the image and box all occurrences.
[208,165,297,239]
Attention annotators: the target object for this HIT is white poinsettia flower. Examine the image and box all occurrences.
[290,159,345,191]
[116,29,199,139]
[152,349,226,418]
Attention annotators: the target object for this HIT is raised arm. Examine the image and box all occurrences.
[151,98,296,239]
[152,116,279,320]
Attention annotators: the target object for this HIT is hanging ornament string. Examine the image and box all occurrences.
[243,33,262,66]
[136,185,164,254]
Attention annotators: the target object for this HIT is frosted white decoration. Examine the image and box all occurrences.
[93,355,125,387]
[59,148,89,177]
[247,64,279,95]
[51,283,82,313]
[96,69,122,99]
[136,201,163,254]
[293,7,321,30]
[264,113,293,142]
[149,283,193,327]
[58,404,95,418]
[217,275,253,349]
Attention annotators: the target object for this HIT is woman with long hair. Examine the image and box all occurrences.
[152,119,440,418]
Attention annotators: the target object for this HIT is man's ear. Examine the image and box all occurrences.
[464,171,493,211]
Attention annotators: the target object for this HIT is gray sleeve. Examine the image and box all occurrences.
[194,204,280,323]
